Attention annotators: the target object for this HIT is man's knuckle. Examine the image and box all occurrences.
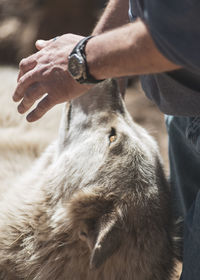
[27,87,41,100]
[25,90,33,101]
[19,59,26,69]
[18,75,25,83]
[21,100,29,109]
[24,72,35,84]
[18,76,27,88]
[19,56,37,70]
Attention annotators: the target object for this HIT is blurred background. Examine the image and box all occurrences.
[0,0,168,170]
[0,0,107,64]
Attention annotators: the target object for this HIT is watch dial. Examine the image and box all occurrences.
[68,54,85,80]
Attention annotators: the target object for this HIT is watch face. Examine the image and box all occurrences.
[68,54,85,80]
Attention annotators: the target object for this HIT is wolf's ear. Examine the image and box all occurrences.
[68,189,126,268]
[90,214,122,269]
[79,212,123,269]
[68,191,125,269]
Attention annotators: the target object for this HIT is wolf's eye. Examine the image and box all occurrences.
[109,127,117,143]
[109,135,117,143]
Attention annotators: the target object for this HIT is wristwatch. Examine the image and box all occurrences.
[68,36,105,84]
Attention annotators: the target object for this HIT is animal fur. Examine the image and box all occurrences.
[0,71,175,279]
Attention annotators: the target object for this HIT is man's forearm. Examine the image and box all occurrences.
[92,0,129,35]
[13,14,180,122]
[87,19,180,79]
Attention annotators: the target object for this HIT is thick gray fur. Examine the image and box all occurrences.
[0,79,175,279]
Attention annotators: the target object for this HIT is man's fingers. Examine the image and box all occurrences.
[17,83,45,114]
[26,96,54,122]
[13,69,40,102]
[17,57,37,82]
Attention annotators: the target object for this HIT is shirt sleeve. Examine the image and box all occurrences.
[143,0,200,72]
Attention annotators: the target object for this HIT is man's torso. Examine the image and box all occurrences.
[129,0,200,117]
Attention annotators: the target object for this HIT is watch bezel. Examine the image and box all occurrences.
[68,53,86,80]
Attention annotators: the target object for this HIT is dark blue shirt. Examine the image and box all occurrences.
[129,0,200,116]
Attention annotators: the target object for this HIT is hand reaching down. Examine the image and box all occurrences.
[13,34,92,122]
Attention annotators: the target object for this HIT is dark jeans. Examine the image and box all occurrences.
[166,116,200,279]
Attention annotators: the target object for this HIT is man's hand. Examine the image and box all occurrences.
[13,34,92,122]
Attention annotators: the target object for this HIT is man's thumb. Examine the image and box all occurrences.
[35,39,49,50]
